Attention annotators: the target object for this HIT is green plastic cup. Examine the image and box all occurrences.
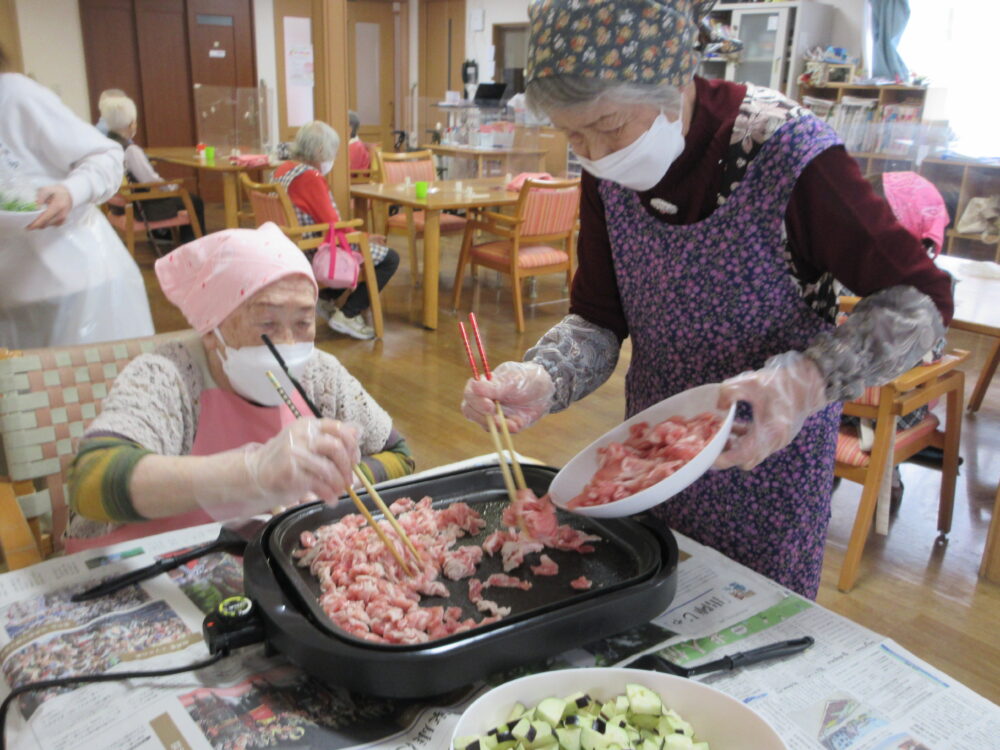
[415,180,429,199]
[204,146,216,163]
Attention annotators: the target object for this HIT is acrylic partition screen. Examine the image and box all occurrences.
[193,84,270,156]
[283,16,314,128]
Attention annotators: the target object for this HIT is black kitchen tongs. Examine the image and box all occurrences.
[70,525,251,602]
[629,635,814,677]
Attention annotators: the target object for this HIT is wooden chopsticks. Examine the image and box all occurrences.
[264,370,422,576]
[458,314,527,501]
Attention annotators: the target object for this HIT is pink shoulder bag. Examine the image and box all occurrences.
[311,229,362,290]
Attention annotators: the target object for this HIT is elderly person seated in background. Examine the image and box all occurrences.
[67,223,414,552]
[347,110,371,172]
[274,120,399,340]
[101,93,206,242]
[94,87,125,135]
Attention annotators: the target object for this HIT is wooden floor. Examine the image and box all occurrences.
[138,208,1000,704]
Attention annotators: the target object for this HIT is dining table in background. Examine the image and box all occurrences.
[934,255,1000,584]
[350,177,520,329]
[146,147,271,230]
[425,144,548,178]
[936,254,1000,413]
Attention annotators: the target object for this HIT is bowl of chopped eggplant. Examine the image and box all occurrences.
[452,667,786,750]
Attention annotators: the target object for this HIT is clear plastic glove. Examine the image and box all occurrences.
[197,418,360,522]
[461,361,555,433]
[714,351,828,471]
[27,184,73,230]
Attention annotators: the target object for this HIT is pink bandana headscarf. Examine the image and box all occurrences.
[882,171,949,255]
[155,222,318,334]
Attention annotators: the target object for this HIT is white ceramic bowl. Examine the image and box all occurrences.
[548,383,736,518]
[0,207,44,229]
[452,667,786,750]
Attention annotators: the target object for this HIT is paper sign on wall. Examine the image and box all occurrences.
[767,15,778,31]
[283,16,314,127]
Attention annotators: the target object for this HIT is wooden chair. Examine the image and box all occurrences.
[103,179,202,256]
[833,299,970,591]
[375,149,468,282]
[239,174,384,339]
[451,178,581,333]
[350,142,382,233]
[0,333,188,569]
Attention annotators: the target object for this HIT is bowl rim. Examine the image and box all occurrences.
[548,383,737,518]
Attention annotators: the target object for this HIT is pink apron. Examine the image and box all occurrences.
[65,387,309,552]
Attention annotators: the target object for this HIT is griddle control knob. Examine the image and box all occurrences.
[217,595,255,626]
[203,595,265,655]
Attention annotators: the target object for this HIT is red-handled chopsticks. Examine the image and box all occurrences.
[459,314,527,501]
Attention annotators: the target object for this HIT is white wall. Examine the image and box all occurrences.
[252,0,280,149]
[822,0,868,72]
[15,0,90,120]
[465,0,529,85]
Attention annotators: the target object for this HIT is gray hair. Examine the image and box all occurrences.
[291,120,341,164]
[348,110,361,139]
[99,88,126,103]
[525,76,683,119]
[100,95,138,133]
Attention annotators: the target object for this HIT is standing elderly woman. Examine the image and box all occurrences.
[0,46,153,348]
[462,0,953,598]
[274,120,399,340]
[67,223,414,551]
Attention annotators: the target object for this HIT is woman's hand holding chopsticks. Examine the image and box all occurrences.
[461,361,555,433]
[243,418,361,505]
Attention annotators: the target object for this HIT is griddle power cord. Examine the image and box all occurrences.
[0,651,227,750]
[1,595,266,749]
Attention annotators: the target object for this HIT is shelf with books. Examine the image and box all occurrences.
[920,158,1000,262]
[799,82,927,175]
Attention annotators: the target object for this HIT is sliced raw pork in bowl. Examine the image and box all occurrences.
[548,383,736,518]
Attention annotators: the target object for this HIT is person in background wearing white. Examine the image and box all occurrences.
[0,46,153,349]
[94,88,125,136]
[101,94,206,241]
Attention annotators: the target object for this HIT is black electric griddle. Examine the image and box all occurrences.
[244,464,678,698]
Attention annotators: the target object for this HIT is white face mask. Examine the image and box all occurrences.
[214,330,314,407]
[575,113,684,192]
[318,160,334,176]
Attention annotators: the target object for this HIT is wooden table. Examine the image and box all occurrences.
[350,177,519,329]
[425,144,547,178]
[146,147,269,230]
[936,255,1000,412]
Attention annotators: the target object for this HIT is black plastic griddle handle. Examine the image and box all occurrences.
[686,635,815,676]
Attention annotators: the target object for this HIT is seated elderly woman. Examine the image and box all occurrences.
[66,223,414,551]
[274,120,399,340]
[101,93,206,243]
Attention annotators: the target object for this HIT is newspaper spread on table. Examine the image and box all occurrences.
[1,523,997,750]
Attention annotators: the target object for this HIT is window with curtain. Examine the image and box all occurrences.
[898,0,1000,158]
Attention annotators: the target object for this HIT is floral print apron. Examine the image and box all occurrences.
[600,115,843,598]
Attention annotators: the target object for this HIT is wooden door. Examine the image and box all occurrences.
[347,0,396,150]
[420,0,464,103]
[79,0,147,144]
[134,0,197,186]
[186,0,256,88]
[0,0,24,73]
[185,0,255,199]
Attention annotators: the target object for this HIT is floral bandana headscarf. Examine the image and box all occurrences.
[526,0,717,86]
